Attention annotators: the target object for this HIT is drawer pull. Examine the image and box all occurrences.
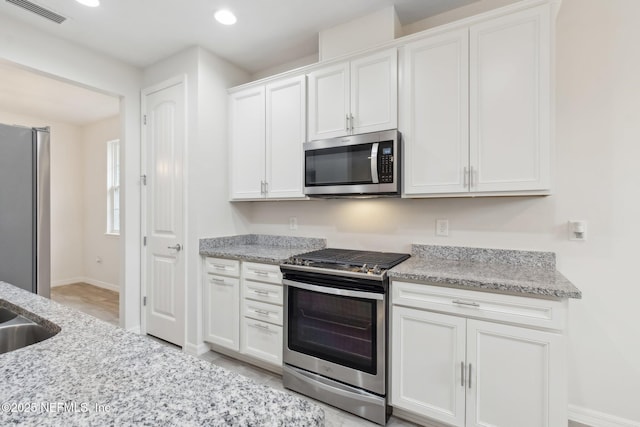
[253,270,270,276]
[254,309,271,316]
[253,323,270,331]
[453,299,480,308]
[212,264,228,270]
[210,277,229,285]
[253,289,270,296]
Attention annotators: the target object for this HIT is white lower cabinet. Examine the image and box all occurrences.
[391,281,567,427]
[203,257,283,369]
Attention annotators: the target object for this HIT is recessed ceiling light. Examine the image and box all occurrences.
[214,9,237,25]
[75,0,100,7]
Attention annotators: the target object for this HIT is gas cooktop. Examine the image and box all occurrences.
[282,248,410,278]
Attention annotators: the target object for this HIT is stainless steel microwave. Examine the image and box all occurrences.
[303,129,401,197]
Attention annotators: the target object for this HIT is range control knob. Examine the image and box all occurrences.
[360,263,369,273]
[303,260,312,266]
[372,265,382,275]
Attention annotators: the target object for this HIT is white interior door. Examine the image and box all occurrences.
[143,80,185,347]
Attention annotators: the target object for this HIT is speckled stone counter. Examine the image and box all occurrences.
[389,245,582,299]
[199,234,326,264]
[0,282,324,426]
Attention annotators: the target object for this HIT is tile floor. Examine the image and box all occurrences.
[50,283,591,427]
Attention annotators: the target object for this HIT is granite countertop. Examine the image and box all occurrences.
[0,282,324,426]
[199,234,326,264]
[389,245,582,299]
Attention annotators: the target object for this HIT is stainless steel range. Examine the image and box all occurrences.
[280,248,410,425]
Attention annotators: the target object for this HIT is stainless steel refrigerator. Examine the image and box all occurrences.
[0,123,50,297]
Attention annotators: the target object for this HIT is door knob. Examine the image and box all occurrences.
[167,244,182,252]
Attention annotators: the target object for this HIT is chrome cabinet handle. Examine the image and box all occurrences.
[461,362,465,387]
[253,270,270,276]
[468,363,472,389]
[345,114,349,132]
[212,264,227,270]
[210,277,230,285]
[253,323,270,331]
[350,113,354,132]
[167,244,182,251]
[452,299,480,308]
[253,289,270,296]
[470,166,475,188]
[254,309,271,316]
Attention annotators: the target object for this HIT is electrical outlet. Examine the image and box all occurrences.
[568,220,587,241]
[436,219,449,237]
[289,217,298,230]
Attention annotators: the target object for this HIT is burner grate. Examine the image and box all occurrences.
[296,248,409,269]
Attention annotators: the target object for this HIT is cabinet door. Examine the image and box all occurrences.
[203,274,240,351]
[265,76,306,199]
[466,319,565,427]
[469,5,551,192]
[391,306,466,427]
[402,30,469,195]
[241,317,283,366]
[307,62,350,140]
[229,86,266,199]
[350,48,398,134]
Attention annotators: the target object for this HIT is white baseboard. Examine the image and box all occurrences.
[184,342,209,356]
[569,405,640,427]
[51,277,85,287]
[51,277,119,293]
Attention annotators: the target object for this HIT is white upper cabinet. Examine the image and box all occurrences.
[470,5,551,193]
[403,4,553,196]
[229,75,306,200]
[308,48,397,141]
[265,75,306,199]
[229,86,265,200]
[402,29,469,195]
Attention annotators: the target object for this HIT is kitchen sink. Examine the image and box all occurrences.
[0,302,59,354]
[0,307,18,323]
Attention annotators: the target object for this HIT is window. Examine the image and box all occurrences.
[107,139,120,235]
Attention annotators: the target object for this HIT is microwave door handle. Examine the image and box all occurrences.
[370,142,379,184]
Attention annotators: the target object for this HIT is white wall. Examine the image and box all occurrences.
[142,46,251,353]
[243,0,640,424]
[0,111,85,285]
[0,14,142,331]
[82,116,121,290]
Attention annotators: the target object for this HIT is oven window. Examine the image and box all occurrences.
[305,144,374,186]
[288,287,377,374]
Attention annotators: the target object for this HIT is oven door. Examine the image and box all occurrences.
[283,278,386,395]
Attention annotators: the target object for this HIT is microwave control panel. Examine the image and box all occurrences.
[379,142,394,183]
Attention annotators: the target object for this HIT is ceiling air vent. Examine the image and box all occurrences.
[6,0,67,24]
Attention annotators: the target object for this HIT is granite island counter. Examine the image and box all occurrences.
[0,282,324,427]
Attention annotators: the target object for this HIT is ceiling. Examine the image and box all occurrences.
[0,0,480,126]
[0,0,479,74]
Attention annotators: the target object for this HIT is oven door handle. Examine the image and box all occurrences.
[283,279,384,301]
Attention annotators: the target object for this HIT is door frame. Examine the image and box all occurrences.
[140,74,188,343]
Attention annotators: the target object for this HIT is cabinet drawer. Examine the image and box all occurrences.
[243,299,283,326]
[242,262,282,285]
[243,280,283,305]
[241,318,283,366]
[204,257,240,277]
[392,280,567,330]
